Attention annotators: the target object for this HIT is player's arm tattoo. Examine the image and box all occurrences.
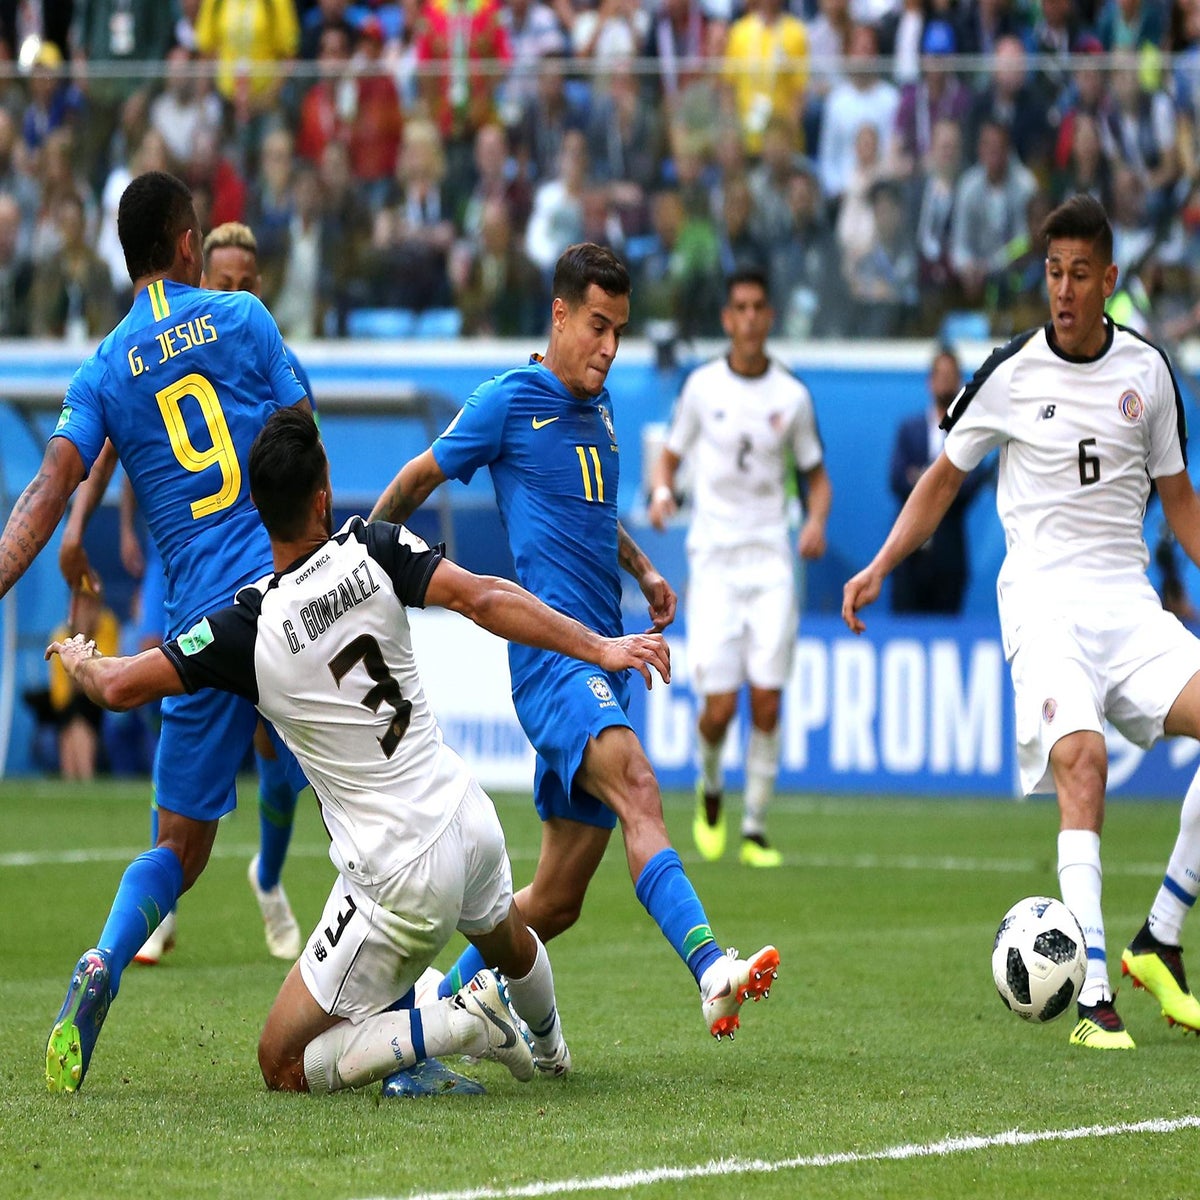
[616,520,654,581]
[370,450,446,525]
[369,477,421,524]
[0,444,83,598]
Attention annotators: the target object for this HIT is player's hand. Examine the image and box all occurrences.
[842,568,882,635]
[640,570,677,631]
[599,632,671,689]
[59,539,102,599]
[797,520,826,561]
[647,487,677,531]
[45,632,99,673]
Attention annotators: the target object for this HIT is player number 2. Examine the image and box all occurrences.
[575,444,605,502]
[328,634,412,758]
[155,373,242,519]
[1077,438,1100,486]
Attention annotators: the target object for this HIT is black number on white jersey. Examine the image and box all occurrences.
[328,634,412,757]
[1077,438,1100,486]
[325,893,357,947]
[736,434,752,472]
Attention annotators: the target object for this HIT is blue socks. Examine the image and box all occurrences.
[98,847,184,997]
[256,754,299,891]
[635,848,721,984]
[437,946,487,999]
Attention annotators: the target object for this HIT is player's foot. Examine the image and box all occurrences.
[1069,997,1136,1050]
[133,909,177,965]
[247,854,302,960]
[1121,927,1200,1033]
[700,945,780,1040]
[46,948,112,1092]
[532,1033,572,1078]
[457,970,535,1082]
[693,782,726,861]
[381,1058,487,1098]
[739,835,782,869]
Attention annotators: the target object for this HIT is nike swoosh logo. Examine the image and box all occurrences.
[532,416,559,430]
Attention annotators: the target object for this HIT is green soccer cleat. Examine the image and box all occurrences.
[692,783,726,862]
[739,837,782,869]
[46,948,113,1092]
[1069,998,1136,1050]
[1121,939,1200,1033]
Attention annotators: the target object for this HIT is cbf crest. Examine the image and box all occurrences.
[586,674,617,708]
[1118,389,1144,424]
[597,404,617,446]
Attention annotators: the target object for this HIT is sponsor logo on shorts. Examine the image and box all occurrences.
[1042,698,1057,723]
[586,674,617,708]
[1119,390,1144,423]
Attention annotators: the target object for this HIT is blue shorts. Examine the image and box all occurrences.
[154,688,306,822]
[512,656,632,831]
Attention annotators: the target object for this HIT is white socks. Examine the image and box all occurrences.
[743,728,780,838]
[1147,766,1200,946]
[504,931,563,1058]
[1057,828,1107,1005]
[698,732,724,796]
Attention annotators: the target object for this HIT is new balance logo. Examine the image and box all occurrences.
[1036,404,1057,420]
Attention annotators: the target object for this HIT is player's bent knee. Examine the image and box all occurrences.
[258,1039,305,1092]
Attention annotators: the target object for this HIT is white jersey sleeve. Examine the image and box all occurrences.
[664,370,703,459]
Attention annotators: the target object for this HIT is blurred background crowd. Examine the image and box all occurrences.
[2,0,1200,345]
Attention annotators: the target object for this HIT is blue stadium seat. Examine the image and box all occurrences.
[415,308,463,339]
[346,307,417,339]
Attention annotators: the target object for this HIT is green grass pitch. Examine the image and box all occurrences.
[3,777,1200,1199]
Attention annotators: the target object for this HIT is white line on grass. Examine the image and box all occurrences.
[362,1115,1200,1200]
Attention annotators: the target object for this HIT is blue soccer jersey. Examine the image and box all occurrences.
[53,279,307,636]
[433,357,623,681]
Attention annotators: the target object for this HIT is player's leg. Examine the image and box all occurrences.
[578,725,778,1038]
[249,721,303,960]
[695,692,737,860]
[133,790,177,964]
[743,687,784,867]
[46,691,256,1091]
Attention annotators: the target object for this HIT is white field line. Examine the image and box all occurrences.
[0,844,1171,877]
[360,1115,1200,1200]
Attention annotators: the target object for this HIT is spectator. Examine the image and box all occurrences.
[148,45,222,168]
[455,196,545,335]
[369,118,456,311]
[953,0,1030,59]
[0,108,42,257]
[456,122,533,242]
[1096,0,1166,51]
[965,34,1056,177]
[950,119,1037,305]
[748,115,803,246]
[1052,111,1112,206]
[722,0,809,157]
[816,23,899,205]
[636,186,723,336]
[508,49,588,185]
[772,164,846,336]
[989,190,1055,334]
[30,129,96,264]
[315,138,373,325]
[498,0,568,119]
[262,165,326,339]
[571,0,648,63]
[717,173,771,276]
[294,21,358,167]
[299,0,355,59]
[183,125,247,229]
[913,116,963,332]
[245,126,297,262]
[1030,0,1083,99]
[579,186,626,258]
[1110,162,1156,274]
[21,38,84,155]
[96,128,172,302]
[803,0,851,153]
[644,0,716,109]
[887,348,992,615]
[844,178,918,337]
[28,191,117,342]
[0,192,32,335]
[1053,34,1114,173]
[836,121,889,269]
[525,127,588,276]
[585,65,665,219]
[890,19,971,178]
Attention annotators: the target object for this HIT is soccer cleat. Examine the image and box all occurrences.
[46,948,113,1092]
[533,1035,572,1078]
[692,782,726,861]
[1121,940,1200,1033]
[1069,998,1136,1050]
[700,945,780,1040]
[739,837,783,869]
[458,970,535,1082]
[381,1058,486,1098]
[247,854,302,960]
[134,909,177,965]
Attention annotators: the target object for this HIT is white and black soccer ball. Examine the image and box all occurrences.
[992,896,1087,1023]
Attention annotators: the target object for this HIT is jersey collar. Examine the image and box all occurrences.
[1044,316,1114,364]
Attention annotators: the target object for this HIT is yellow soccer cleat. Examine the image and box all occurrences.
[1121,941,1200,1033]
[1069,998,1136,1050]
[692,783,726,862]
[739,837,782,869]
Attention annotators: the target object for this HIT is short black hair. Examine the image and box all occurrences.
[552,242,630,307]
[249,408,326,541]
[1041,193,1113,263]
[117,171,196,282]
[725,267,770,302]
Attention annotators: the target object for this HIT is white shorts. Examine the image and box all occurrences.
[1011,600,1200,795]
[299,778,513,1022]
[687,545,798,695]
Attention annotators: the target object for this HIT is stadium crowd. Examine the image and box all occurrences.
[2,0,1200,343]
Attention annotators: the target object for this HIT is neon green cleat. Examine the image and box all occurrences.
[1069,998,1136,1050]
[1121,942,1200,1033]
[739,838,782,869]
[692,783,726,862]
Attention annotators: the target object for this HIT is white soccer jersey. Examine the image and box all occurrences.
[943,319,1186,649]
[665,355,824,555]
[162,517,471,887]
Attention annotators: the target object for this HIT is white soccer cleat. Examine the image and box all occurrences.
[457,970,535,1082]
[247,854,302,960]
[533,1035,572,1078]
[133,910,177,965]
[700,945,780,1040]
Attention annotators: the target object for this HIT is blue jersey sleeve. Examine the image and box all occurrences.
[52,354,109,471]
[249,298,307,411]
[431,376,509,484]
[283,342,315,412]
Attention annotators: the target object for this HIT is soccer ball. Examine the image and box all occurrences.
[992,896,1087,1023]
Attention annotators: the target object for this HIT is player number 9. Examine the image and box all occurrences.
[155,372,242,519]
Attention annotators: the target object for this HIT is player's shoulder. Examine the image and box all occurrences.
[766,356,813,400]
[943,325,1043,431]
[1110,320,1175,372]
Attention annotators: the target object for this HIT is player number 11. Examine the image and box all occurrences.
[575,444,605,503]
